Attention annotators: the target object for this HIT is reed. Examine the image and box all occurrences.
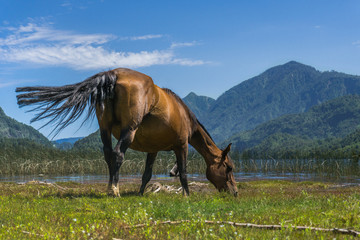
[0,150,208,176]
[239,158,360,181]
[1,142,358,181]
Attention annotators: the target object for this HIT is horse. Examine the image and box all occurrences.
[16,68,238,197]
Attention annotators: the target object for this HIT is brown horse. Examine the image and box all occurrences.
[16,68,238,196]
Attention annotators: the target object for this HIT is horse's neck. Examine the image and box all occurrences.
[189,124,222,166]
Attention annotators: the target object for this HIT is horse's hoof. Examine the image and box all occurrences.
[107,186,120,197]
[107,191,120,197]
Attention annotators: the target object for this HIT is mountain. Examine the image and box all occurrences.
[202,61,360,142]
[0,107,51,146]
[229,94,360,154]
[241,129,360,160]
[72,130,106,152]
[52,137,84,150]
[183,92,215,121]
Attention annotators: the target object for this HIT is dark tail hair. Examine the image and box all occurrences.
[16,70,117,136]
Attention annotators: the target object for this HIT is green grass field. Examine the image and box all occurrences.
[0,180,359,239]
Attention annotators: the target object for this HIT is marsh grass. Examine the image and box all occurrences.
[240,158,360,180]
[1,144,359,182]
[0,150,207,176]
[0,180,359,239]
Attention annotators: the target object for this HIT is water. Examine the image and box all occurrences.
[0,174,205,184]
[237,158,360,183]
[1,172,359,184]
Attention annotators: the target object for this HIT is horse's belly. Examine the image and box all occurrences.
[130,118,178,152]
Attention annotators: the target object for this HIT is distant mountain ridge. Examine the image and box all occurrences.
[194,61,360,142]
[183,92,215,120]
[229,94,360,154]
[52,137,84,150]
[0,107,51,146]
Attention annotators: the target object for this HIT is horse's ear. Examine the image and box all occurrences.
[222,143,232,157]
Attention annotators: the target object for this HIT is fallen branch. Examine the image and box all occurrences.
[125,220,191,229]
[144,182,210,194]
[125,220,360,237]
[206,221,360,237]
[21,230,45,238]
[18,180,68,192]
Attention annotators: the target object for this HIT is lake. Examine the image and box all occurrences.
[1,172,359,184]
[1,159,359,184]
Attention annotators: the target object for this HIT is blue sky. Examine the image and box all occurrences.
[1,0,360,139]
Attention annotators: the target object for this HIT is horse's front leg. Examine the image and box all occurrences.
[174,144,189,196]
[139,152,158,195]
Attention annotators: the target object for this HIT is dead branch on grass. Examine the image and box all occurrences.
[145,182,209,194]
[125,220,360,237]
[18,180,68,192]
[21,230,45,238]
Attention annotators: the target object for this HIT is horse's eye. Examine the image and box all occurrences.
[227,165,232,172]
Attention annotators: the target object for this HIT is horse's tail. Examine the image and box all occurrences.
[16,70,117,136]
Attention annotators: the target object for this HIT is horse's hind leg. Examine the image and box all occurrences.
[174,144,190,196]
[139,152,158,195]
[110,127,137,196]
[99,128,115,195]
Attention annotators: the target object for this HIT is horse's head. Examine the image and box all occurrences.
[206,143,238,197]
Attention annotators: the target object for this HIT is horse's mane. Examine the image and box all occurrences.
[162,88,215,143]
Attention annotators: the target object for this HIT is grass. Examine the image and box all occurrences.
[0,180,360,239]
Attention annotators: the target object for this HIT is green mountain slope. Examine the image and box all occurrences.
[241,130,360,160]
[183,92,215,121]
[204,61,360,141]
[73,130,104,152]
[0,107,51,146]
[229,95,360,156]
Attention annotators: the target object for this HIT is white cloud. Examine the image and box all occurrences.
[0,23,205,70]
[130,34,163,41]
[352,40,360,46]
[170,41,198,49]
[60,1,71,7]
[0,23,114,46]
[0,81,16,88]
[1,45,203,69]
[0,79,32,88]
[119,34,164,41]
